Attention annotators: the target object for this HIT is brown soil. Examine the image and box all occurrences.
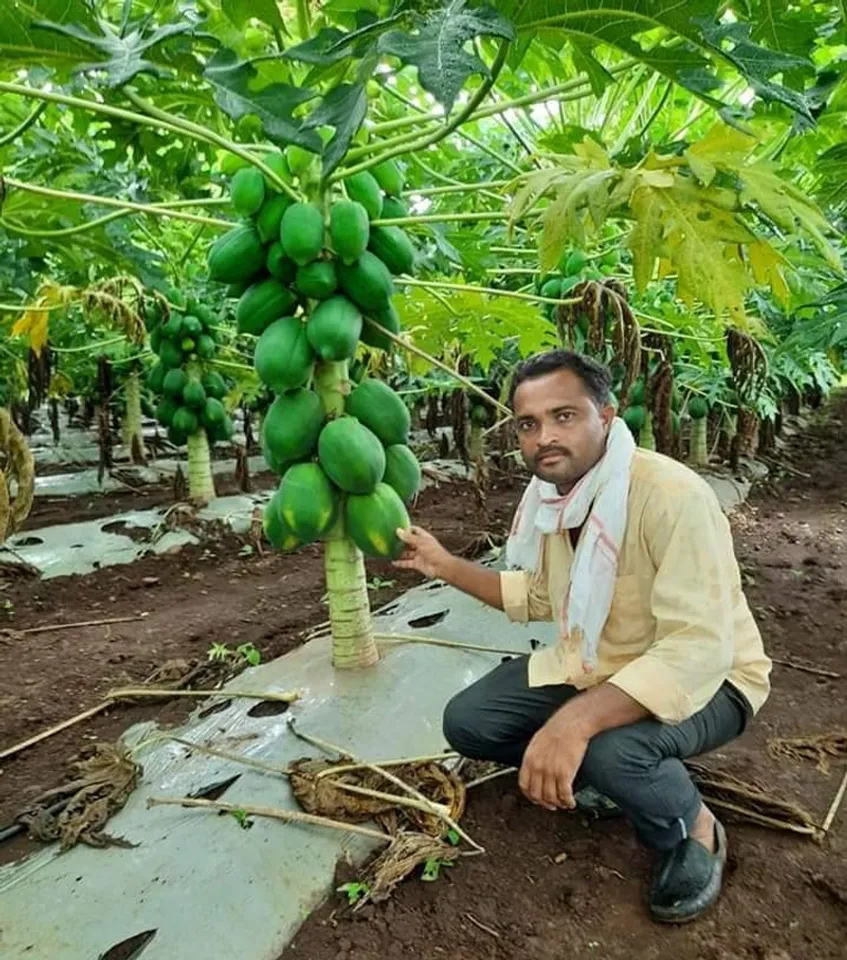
[0,472,519,864]
[281,401,847,960]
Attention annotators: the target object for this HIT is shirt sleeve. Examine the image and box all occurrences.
[608,486,737,723]
[500,569,554,623]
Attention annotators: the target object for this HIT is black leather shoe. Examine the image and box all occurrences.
[650,820,727,923]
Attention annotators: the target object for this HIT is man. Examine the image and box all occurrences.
[394,349,771,923]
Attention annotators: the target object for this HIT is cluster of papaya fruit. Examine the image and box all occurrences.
[206,149,421,559]
[262,376,420,559]
[146,298,233,446]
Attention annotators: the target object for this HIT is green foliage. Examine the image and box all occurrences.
[396,287,557,373]
[204,49,322,152]
[510,125,839,325]
[378,2,515,112]
[33,13,192,87]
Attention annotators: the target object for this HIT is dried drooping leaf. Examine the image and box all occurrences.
[0,407,35,537]
[769,731,847,775]
[18,742,140,850]
[289,758,466,836]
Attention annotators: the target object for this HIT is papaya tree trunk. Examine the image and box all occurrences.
[314,359,378,669]
[123,367,146,464]
[639,411,656,451]
[186,428,216,503]
[49,397,60,445]
[689,417,708,466]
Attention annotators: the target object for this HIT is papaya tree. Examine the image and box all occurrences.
[0,0,843,671]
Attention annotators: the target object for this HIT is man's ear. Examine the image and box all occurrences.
[601,403,616,432]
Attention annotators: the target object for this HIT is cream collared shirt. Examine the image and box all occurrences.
[499,450,771,723]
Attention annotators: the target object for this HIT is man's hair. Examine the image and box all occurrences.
[508,349,612,409]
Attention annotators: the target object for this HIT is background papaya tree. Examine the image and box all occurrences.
[0,0,845,668]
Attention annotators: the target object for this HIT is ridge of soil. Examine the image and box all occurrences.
[0,473,520,863]
[280,400,847,960]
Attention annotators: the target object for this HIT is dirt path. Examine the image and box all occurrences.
[282,401,847,960]
[0,473,520,862]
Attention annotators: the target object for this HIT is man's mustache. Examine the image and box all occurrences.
[535,446,569,462]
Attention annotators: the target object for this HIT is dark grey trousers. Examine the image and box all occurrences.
[443,656,751,851]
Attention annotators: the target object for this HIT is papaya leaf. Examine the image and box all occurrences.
[396,286,555,374]
[284,28,353,65]
[499,1,814,120]
[378,1,514,112]
[303,83,368,179]
[0,0,97,77]
[751,0,818,60]
[204,49,322,152]
[284,14,403,65]
[11,280,77,356]
[737,163,841,269]
[221,0,284,30]
[693,19,813,124]
[748,240,790,307]
[539,169,618,269]
[570,40,615,97]
[632,183,753,324]
[431,229,497,275]
[507,167,570,234]
[32,15,192,87]
[685,124,756,186]
[538,125,604,155]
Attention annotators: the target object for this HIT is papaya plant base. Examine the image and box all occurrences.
[0,573,546,960]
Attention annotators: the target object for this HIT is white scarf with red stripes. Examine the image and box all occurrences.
[505,417,635,671]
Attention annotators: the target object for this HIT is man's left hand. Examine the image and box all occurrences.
[518,714,589,811]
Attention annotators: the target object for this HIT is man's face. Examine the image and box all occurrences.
[513,368,614,491]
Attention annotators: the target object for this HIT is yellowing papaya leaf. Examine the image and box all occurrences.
[507,167,569,235]
[738,163,841,270]
[748,240,790,306]
[631,183,752,323]
[539,169,618,270]
[628,185,666,291]
[10,279,75,354]
[637,168,675,189]
[12,306,49,355]
[683,151,716,187]
[686,123,757,171]
[572,136,610,169]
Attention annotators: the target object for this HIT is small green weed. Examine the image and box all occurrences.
[207,641,262,667]
[337,881,370,905]
[230,808,254,830]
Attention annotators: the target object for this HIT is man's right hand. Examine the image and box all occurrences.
[393,526,453,579]
[393,525,505,612]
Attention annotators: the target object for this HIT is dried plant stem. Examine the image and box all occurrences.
[167,736,293,778]
[327,780,451,818]
[316,752,460,780]
[0,701,111,761]
[147,796,390,841]
[107,687,300,703]
[822,767,847,834]
[15,614,148,636]
[706,798,821,837]
[375,633,520,656]
[466,767,516,789]
[771,657,841,680]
